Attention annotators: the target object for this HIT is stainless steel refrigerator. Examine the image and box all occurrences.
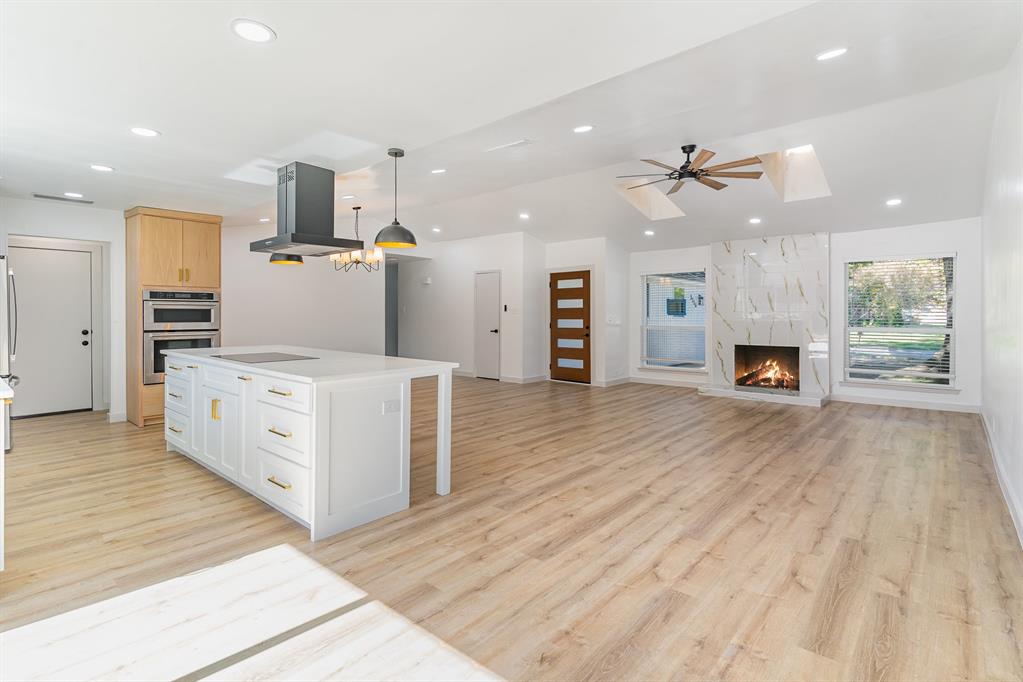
[0,254,16,451]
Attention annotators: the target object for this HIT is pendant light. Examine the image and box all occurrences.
[331,206,383,272]
[374,147,417,248]
[269,253,303,265]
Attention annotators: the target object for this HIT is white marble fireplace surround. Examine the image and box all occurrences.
[701,232,830,406]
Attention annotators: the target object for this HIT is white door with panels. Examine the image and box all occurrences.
[8,245,93,417]
[474,271,501,380]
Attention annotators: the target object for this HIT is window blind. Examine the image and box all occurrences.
[641,272,706,369]
[845,256,954,385]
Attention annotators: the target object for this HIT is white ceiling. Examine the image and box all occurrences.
[2,0,1020,251]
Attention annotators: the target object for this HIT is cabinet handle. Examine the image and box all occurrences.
[268,426,292,439]
[267,388,292,397]
[168,425,183,434]
[267,475,292,490]
[237,375,253,381]
[178,268,183,282]
[187,365,199,369]
[168,364,182,371]
[211,398,220,421]
[168,392,182,399]
[185,268,191,282]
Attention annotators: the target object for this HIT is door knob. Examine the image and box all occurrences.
[81,329,90,335]
[490,328,499,333]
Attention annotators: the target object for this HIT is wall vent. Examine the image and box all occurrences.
[32,193,94,204]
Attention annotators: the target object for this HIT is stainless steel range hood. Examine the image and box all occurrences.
[249,162,364,257]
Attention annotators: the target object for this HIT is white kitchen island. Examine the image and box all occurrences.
[161,345,457,541]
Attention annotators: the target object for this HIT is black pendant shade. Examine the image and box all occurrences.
[269,253,304,265]
[375,147,417,249]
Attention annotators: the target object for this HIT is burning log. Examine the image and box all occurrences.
[736,359,779,386]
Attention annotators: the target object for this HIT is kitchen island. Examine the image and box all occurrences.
[161,345,457,540]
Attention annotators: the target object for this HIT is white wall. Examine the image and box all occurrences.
[221,224,384,354]
[0,197,125,420]
[981,40,1023,546]
[604,238,630,383]
[522,233,547,380]
[628,245,712,387]
[397,232,529,380]
[829,217,983,411]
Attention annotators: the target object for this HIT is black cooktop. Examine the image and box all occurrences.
[211,352,318,364]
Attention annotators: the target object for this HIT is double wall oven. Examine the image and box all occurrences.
[143,290,220,384]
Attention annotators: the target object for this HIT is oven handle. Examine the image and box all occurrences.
[145,331,221,341]
[145,300,220,309]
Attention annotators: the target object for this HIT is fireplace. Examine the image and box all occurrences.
[734,345,800,395]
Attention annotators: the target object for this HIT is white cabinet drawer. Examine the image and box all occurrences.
[256,402,311,467]
[256,376,311,414]
[254,449,310,522]
[202,365,242,395]
[164,359,195,380]
[165,411,190,450]
[164,378,191,416]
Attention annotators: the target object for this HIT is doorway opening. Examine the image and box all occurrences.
[385,261,399,357]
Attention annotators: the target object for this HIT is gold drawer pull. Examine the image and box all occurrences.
[187,364,199,369]
[267,388,293,397]
[238,375,253,381]
[168,364,182,371]
[211,398,220,421]
[267,475,292,490]
[168,425,183,434]
[268,426,292,439]
[168,392,183,399]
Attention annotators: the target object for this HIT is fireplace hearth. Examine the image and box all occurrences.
[734,345,800,395]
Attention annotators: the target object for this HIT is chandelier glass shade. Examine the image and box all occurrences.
[331,206,383,272]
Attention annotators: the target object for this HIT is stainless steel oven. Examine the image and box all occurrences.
[143,290,219,331]
[144,330,220,384]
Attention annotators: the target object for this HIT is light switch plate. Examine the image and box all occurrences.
[381,398,402,415]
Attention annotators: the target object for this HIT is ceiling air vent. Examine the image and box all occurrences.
[32,193,94,204]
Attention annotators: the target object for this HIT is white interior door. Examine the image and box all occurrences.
[474,271,501,380]
[8,246,93,417]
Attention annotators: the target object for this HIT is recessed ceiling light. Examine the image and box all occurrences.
[341,194,356,200]
[573,125,594,133]
[431,169,446,174]
[231,18,277,43]
[259,217,271,223]
[130,127,160,137]
[816,47,847,61]
[432,227,441,233]
[90,164,114,172]
[64,192,84,198]
[519,212,530,220]
[749,217,762,224]
[644,230,655,236]
[886,198,902,206]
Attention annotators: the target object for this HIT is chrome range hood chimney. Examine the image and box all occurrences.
[249,162,363,259]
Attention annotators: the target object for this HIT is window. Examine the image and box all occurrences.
[641,271,706,369]
[845,256,955,386]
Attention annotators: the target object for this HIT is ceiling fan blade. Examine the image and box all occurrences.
[627,178,670,190]
[702,156,761,172]
[697,177,727,191]
[641,159,678,171]
[703,171,763,179]
[666,179,685,195]
[616,173,665,178]
[689,148,716,171]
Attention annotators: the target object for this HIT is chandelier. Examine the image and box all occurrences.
[331,206,383,272]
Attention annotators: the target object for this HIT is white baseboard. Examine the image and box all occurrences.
[107,412,127,423]
[630,375,708,389]
[499,375,547,384]
[452,369,474,378]
[593,377,630,387]
[982,413,1023,551]
[830,392,981,413]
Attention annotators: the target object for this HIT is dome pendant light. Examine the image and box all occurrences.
[374,148,417,249]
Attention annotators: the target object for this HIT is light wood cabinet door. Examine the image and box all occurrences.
[181,220,220,288]
[139,216,183,286]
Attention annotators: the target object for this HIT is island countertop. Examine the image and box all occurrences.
[162,345,458,383]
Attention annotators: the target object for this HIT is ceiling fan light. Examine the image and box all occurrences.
[375,220,417,248]
[269,253,304,265]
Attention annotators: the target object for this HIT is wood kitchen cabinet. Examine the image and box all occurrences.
[125,206,223,427]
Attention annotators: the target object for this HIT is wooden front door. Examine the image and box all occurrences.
[549,270,591,384]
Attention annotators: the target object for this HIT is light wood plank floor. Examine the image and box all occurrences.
[2,378,1021,681]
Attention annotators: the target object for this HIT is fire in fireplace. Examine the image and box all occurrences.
[734,345,800,394]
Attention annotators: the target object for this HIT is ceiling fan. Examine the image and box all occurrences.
[618,144,763,195]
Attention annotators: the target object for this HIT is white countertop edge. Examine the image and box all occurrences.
[162,345,458,384]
